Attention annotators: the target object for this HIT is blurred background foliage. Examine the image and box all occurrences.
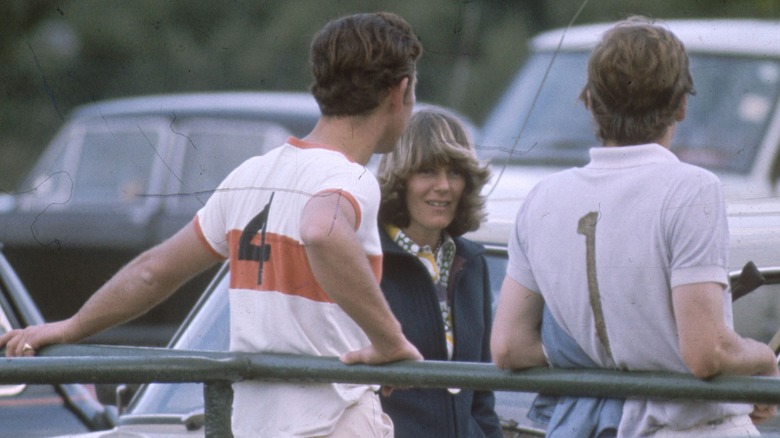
[2,0,779,191]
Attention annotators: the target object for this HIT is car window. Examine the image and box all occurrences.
[0,268,32,398]
[674,56,780,173]
[72,119,165,204]
[128,267,229,415]
[0,308,25,398]
[14,126,74,211]
[0,299,13,336]
[479,51,780,175]
[19,118,166,209]
[485,251,508,316]
[174,119,291,210]
[478,52,594,168]
[71,122,162,206]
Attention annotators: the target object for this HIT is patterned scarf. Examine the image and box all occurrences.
[385,224,457,359]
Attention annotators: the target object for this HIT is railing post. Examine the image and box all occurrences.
[204,380,234,438]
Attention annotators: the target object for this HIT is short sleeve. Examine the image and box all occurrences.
[506,189,541,293]
[194,164,241,259]
[666,169,729,288]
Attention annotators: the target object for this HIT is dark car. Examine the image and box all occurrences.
[0,92,317,346]
[0,244,114,437]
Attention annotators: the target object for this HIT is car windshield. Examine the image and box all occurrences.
[479,51,780,175]
[127,266,230,416]
[17,119,163,210]
[174,118,291,210]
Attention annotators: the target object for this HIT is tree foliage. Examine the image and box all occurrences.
[1,0,779,190]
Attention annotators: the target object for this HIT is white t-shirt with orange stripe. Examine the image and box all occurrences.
[194,137,382,437]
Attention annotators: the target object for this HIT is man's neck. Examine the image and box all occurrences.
[603,124,675,149]
[303,115,382,165]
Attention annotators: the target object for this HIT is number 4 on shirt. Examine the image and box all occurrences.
[238,192,275,285]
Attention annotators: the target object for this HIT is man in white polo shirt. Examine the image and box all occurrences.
[491,16,779,437]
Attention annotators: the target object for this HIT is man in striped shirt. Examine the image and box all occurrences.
[2,12,424,437]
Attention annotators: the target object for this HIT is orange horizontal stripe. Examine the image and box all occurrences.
[227,230,382,303]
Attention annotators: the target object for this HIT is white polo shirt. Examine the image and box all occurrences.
[507,144,751,436]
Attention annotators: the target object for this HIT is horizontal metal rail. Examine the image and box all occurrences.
[1,344,778,402]
[2,344,780,437]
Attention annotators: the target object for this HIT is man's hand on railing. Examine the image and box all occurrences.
[340,338,422,366]
[750,363,780,425]
[750,403,777,425]
[340,339,422,396]
[0,320,69,357]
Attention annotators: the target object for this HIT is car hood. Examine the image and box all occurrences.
[467,165,552,246]
[50,423,203,438]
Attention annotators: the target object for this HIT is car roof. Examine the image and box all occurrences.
[59,91,482,176]
[532,19,780,57]
[69,91,322,120]
[67,91,481,141]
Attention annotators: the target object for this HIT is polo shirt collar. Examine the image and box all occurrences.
[586,143,679,169]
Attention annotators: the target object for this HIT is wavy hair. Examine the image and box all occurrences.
[580,16,695,145]
[310,12,422,117]
[377,108,490,237]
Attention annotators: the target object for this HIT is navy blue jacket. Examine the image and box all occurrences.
[379,229,503,438]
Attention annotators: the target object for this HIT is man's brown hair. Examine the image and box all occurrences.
[310,12,422,117]
[580,16,695,145]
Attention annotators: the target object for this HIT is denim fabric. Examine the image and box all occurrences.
[528,305,623,438]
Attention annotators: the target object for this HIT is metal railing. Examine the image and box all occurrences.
[2,344,780,437]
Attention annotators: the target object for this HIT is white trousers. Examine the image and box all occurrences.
[318,391,393,438]
[653,414,759,437]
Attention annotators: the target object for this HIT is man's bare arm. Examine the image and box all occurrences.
[674,281,779,424]
[673,282,778,379]
[491,275,547,370]
[301,191,421,364]
[0,222,219,356]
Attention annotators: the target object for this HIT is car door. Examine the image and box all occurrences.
[0,249,112,437]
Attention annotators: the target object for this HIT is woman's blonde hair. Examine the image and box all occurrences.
[377,107,490,236]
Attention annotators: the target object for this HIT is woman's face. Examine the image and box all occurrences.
[403,164,466,245]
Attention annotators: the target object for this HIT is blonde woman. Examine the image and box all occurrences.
[376,108,501,438]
